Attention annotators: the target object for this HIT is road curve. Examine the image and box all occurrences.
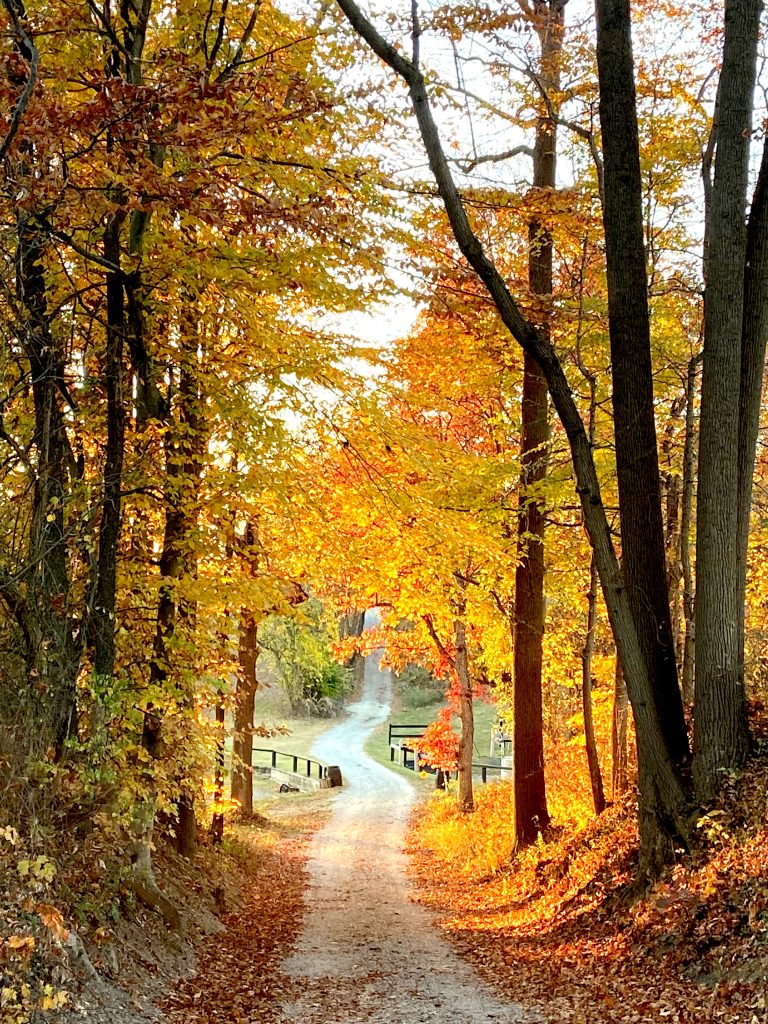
[279,646,536,1024]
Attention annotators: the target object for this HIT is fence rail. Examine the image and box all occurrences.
[387,722,512,784]
[252,747,327,780]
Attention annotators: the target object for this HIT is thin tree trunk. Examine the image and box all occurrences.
[210,696,226,845]
[340,608,366,687]
[680,353,702,707]
[582,555,606,814]
[231,613,259,816]
[93,210,127,680]
[454,611,474,813]
[694,0,760,799]
[611,657,629,800]
[511,0,562,845]
[661,396,684,668]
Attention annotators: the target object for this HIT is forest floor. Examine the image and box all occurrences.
[10,681,767,1024]
[408,717,768,1024]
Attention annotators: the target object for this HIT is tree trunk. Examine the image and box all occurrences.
[582,555,606,815]
[595,0,689,771]
[340,608,366,687]
[511,0,562,846]
[210,696,226,845]
[611,657,629,800]
[231,613,259,816]
[736,139,768,694]
[694,0,760,799]
[146,292,208,858]
[15,208,81,754]
[454,612,474,813]
[680,353,701,707]
[93,209,127,680]
[661,398,684,669]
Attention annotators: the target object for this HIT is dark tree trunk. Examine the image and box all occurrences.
[454,611,474,813]
[582,555,606,815]
[511,0,562,845]
[340,608,366,687]
[661,397,684,669]
[694,0,760,799]
[595,0,689,771]
[210,697,226,845]
[611,658,629,800]
[231,613,259,816]
[736,140,768,693]
[147,299,207,858]
[15,209,81,753]
[93,211,127,679]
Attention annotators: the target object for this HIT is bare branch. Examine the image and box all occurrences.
[459,145,535,173]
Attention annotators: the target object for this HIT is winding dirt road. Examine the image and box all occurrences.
[279,646,536,1024]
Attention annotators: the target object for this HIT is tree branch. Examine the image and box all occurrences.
[0,0,40,163]
[423,614,454,667]
[459,145,535,172]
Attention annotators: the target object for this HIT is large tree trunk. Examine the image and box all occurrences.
[694,0,761,799]
[582,555,606,815]
[594,0,689,771]
[736,140,768,698]
[511,0,562,845]
[15,210,81,754]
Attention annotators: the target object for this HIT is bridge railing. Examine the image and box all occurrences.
[252,747,326,780]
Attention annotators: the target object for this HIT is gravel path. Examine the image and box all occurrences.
[279,646,537,1024]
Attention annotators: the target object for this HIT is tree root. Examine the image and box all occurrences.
[130,871,183,932]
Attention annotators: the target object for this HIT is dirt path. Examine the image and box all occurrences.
[279,648,537,1024]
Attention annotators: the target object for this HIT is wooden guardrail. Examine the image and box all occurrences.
[388,723,428,769]
[252,748,342,791]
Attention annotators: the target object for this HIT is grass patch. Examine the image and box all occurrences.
[364,678,501,789]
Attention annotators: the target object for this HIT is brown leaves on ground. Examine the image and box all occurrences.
[163,810,321,1024]
[408,747,768,1024]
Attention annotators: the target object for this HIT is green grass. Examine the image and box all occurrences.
[364,683,501,788]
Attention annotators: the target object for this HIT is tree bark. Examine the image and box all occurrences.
[15,207,81,754]
[680,353,702,707]
[736,139,768,694]
[93,210,127,679]
[454,611,474,813]
[611,657,629,800]
[694,0,760,798]
[582,555,606,814]
[210,696,226,845]
[594,0,689,771]
[231,613,259,816]
[511,0,562,846]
